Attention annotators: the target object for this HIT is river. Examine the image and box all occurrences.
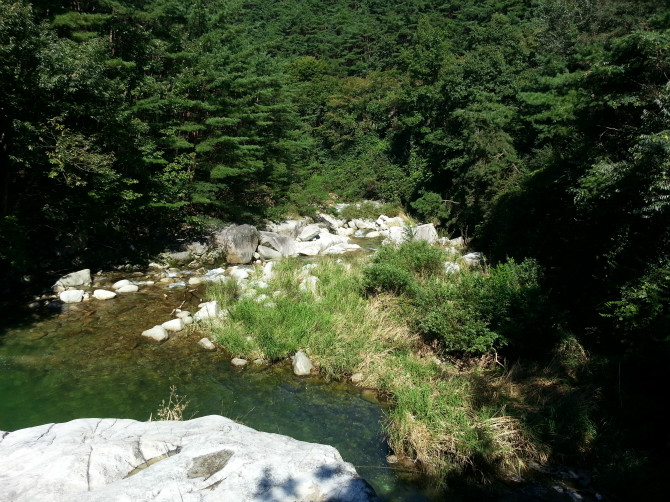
[0,271,448,501]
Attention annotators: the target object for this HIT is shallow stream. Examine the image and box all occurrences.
[0,274,443,501]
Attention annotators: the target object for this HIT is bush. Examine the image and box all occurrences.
[362,262,416,295]
[372,240,447,278]
[410,192,451,225]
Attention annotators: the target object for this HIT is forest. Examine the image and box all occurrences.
[1,0,668,496]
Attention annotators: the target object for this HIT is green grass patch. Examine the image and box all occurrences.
[202,246,555,484]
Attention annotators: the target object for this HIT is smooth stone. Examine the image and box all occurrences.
[292,350,313,376]
[351,373,364,384]
[213,224,260,265]
[141,325,169,342]
[175,310,191,319]
[194,301,220,321]
[93,289,116,300]
[53,269,91,293]
[365,231,381,238]
[112,279,131,290]
[444,262,461,274]
[161,318,185,332]
[116,284,139,293]
[231,358,248,367]
[462,252,483,265]
[0,416,377,502]
[412,223,438,245]
[336,227,355,237]
[229,268,250,281]
[198,338,216,350]
[297,224,322,242]
[182,316,193,325]
[188,277,204,285]
[59,290,84,303]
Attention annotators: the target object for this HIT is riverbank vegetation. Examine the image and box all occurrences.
[2,0,668,497]
[205,244,585,484]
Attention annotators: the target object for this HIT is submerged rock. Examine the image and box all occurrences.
[116,284,139,293]
[0,416,378,502]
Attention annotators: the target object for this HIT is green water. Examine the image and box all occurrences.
[0,279,441,501]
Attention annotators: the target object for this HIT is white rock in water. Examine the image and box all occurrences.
[141,325,168,342]
[292,350,314,376]
[116,284,139,293]
[53,269,91,293]
[182,316,193,325]
[194,301,220,320]
[161,318,185,332]
[336,227,355,237]
[59,290,84,303]
[0,416,377,502]
[231,358,248,367]
[93,289,116,300]
[175,310,191,319]
[188,277,203,285]
[198,338,216,350]
[112,279,131,290]
[365,231,381,239]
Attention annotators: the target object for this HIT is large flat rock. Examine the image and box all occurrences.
[0,416,377,502]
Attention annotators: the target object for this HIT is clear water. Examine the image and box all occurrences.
[0,278,441,501]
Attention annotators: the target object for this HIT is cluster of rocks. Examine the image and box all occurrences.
[157,212,455,270]
[0,415,378,502]
[50,269,144,305]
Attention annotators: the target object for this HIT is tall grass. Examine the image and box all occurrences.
[204,250,546,482]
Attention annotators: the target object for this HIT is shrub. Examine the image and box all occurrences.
[410,192,451,225]
[372,240,446,278]
[362,262,416,295]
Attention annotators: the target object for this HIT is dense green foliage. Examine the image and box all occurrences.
[363,242,550,354]
[2,0,668,493]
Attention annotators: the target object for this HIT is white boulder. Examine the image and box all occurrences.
[297,224,322,242]
[141,325,169,342]
[59,290,84,303]
[52,269,92,293]
[161,318,185,332]
[198,338,216,350]
[0,416,377,502]
[112,279,131,290]
[292,351,314,376]
[116,284,139,293]
[194,301,220,321]
[93,289,116,300]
